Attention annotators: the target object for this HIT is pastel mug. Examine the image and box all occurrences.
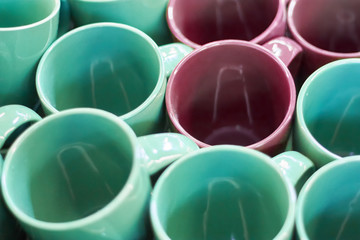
[0,105,42,240]
[167,0,288,49]
[151,146,314,240]
[166,38,302,156]
[1,108,198,240]
[287,0,360,76]
[296,157,360,239]
[66,0,172,45]
[0,0,60,108]
[293,58,360,167]
[36,23,192,136]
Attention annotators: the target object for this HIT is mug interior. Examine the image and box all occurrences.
[0,0,57,28]
[168,0,279,46]
[153,147,291,240]
[300,61,360,157]
[167,41,291,147]
[3,111,134,223]
[298,159,360,239]
[290,0,360,53]
[37,24,161,116]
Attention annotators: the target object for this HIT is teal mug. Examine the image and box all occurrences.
[296,156,360,239]
[151,146,314,240]
[67,0,172,45]
[293,58,360,167]
[1,108,198,240]
[0,105,42,240]
[36,22,192,136]
[0,0,60,107]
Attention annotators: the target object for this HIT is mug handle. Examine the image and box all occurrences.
[159,43,193,78]
[262,36,303,77]
[272,151,315,193]
[138,133,199,175]
[0,105,42,150]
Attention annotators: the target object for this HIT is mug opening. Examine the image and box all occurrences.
[288,0,360,54]
[167,0,280,48]
[151,146,295,240]
[297,158,360,239]
[167,40,293,150]
[298,59,360,158]
[36,23,162,118]
[2,109,138,226]
[0,0,60,29]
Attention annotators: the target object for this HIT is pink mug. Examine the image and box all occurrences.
[287,0,360,76]
[166,38,301,156]
[167,0,289,49]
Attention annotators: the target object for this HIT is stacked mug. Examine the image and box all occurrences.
[1,0,360,239]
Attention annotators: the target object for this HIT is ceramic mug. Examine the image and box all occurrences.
[0,0,60,108]
[1,108,198,240]
[66,0,172,45]
[0,105,42,240]
[166,38,302,156]
[36,22,192,136]
[167,0,288,49]
[293,58,360,168]
[287,0,360,76]
[296,156,360,239]
[151,146,314,240]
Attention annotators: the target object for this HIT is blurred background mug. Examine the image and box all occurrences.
[66,0,172,45]
[296,157,360,239]
[1,108,198,240]
[36,23,192,136]
[0,0,60,107]
[0,105,42,240]
[151,146,314,240]
[167,0,288,49]
[166,38,302,156]
[293,58,360,167]
[287,0,360,77]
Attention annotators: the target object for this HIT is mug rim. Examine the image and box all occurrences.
[166,39,296,152]
[0,0,60,31]
[287,0,360,57]
[167,0,286,49]
[150,145,297,239]
[295,58,360,162]
[36,22,165,121]
[1,108,142,231]
[296,156,360,239]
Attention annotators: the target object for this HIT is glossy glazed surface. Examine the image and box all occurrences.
[67,0,172,45]
[0,0,60,107]
[166,40,295,156]
[294,59,360,167]
[167,0,286,48]
[288,0,360,75]
[37,23,191,136]
[297,157,360,239]
[151,146,312,240]
[1,108,197,240]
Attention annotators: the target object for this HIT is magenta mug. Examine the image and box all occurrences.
[167,0,288,49]
[166,38,301,156]
[287,0,360,76]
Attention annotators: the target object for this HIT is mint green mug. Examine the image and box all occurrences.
[151,146,314,240]
[67,0,172,45]
[296,156,360,239]
[293,58,360,167]
[0,105,42,240]
[1,108,198,240]
[0,0,60,107]
[36,23,192,136]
